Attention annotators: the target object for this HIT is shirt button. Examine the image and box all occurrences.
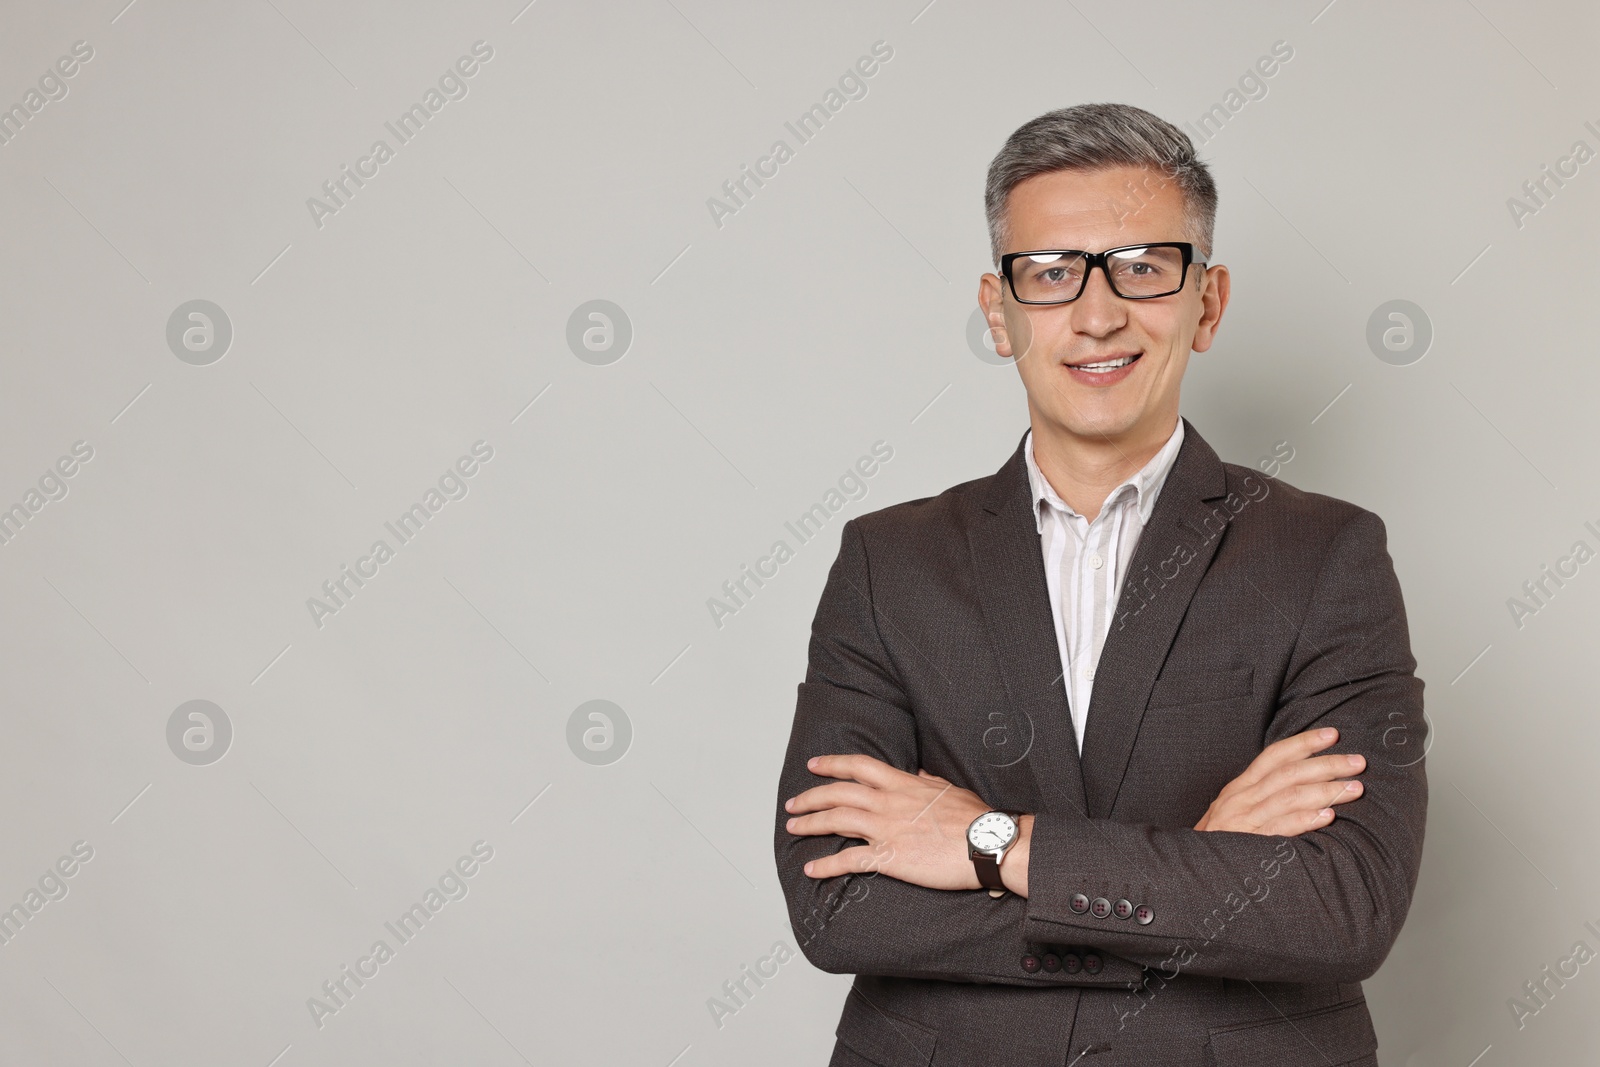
[1089,553,1103,569]
[1086,667,1096,681]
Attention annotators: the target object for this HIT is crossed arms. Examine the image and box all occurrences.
[773,511,1428,987]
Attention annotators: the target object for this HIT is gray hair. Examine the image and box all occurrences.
[984,102,1218,266]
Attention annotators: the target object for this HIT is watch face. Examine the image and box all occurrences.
[968,812,1017,852]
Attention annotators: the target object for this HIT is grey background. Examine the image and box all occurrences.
[0,0,1594,1064]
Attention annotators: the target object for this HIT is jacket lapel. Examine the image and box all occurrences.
[969,430,1090,819]
[1079,417,1232,817]
[967,418,1234,822]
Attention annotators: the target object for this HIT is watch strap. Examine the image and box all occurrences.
[970,810,1027,891]
[972,850,1004,889]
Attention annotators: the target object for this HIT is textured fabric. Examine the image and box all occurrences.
[774,418,1428,1066]
[1024,418,1185,753]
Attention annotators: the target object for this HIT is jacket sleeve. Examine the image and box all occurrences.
[774,518,1138,987]
[1020,509,1429,983]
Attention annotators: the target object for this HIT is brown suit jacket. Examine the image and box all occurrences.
[773,418,1428,1066]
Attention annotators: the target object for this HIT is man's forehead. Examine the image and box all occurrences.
[1008,169,1185,248]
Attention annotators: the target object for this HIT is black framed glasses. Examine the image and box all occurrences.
[999,242,1205,304]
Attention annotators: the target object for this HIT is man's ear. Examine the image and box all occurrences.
[977,276,1013,359]
[978,275,1033,363]
[1191,263,1230,353]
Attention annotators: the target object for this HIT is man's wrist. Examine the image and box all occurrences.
[1000,814,1033,898]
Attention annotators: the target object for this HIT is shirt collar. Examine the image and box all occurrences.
[1023,418,1186,534]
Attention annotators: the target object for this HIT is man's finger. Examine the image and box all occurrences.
[807,753,904,788]
[1253,806,1337,838]
[1242,751,1366,806]
[1231,728,1341,790]
[786,807,876,841]
[802,843,893,880]
[1255,727,1341,774]
[1246,779,1364,824]
[785,781,877,816]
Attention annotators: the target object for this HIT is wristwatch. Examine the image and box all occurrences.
[968,809,1026,894]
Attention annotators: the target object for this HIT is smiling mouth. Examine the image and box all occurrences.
[1066,353,1141,373]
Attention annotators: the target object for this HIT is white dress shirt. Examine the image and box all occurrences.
[1023,418,1186,753]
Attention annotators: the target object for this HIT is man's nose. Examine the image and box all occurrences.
[1070,266,1128,337]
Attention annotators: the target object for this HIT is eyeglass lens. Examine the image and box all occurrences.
[1010,245,1189,301]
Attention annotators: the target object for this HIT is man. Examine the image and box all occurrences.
[773,103,1427,1066]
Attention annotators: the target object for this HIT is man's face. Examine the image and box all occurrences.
[978,165,1228,448]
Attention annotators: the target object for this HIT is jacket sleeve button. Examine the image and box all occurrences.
[1021,954,1041,973]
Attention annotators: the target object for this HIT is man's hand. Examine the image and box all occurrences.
[786,727,1362,895]
[784,754,993,890]
[1194,727,1366,835]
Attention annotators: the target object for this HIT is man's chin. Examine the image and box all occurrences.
[1038,407,1144,444]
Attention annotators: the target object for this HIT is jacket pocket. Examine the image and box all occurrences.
[1206,997,1377,1066]
[1147,665,1253,709]
[834,987,938,1066]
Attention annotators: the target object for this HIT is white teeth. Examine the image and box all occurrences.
[1075,355,1136,371]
